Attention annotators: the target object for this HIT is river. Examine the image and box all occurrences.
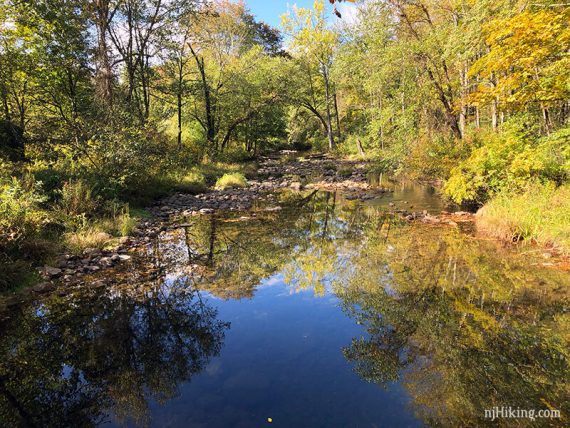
[0,184,568,427]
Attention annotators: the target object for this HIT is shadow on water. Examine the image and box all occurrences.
[0,188,568,427]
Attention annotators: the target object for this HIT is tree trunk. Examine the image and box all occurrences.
[333,91,341,140]
[459,63,468,137]
[93,0,113,105]
[542,105,552,135]
[177,91,183,150]
[323,67,335,150]
[1,82,11,121]
[189,43,216,151]
[357,138,365,157]
[492,99,498,131]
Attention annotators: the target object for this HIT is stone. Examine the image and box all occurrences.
[32,282,55,294]
[43,267,62,278]
[200,208,215,214]
[90,280,106,288]
[290,182,303,191]
[118,254,132,261]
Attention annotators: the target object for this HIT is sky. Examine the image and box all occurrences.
[244,0,358,28]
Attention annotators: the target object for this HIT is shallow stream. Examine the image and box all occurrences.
[0,185,568,427]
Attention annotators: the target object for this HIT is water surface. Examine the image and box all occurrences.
[0,187,568,427]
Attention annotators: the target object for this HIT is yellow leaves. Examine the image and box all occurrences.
[470,5,570,108]
[314,0,324,15]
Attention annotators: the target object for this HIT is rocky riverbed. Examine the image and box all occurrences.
[30,154,382,286]
[11,151,567,305]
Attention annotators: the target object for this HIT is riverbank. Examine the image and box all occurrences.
[476,184,570,255]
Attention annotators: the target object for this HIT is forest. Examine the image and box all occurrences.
[0,0,569,287]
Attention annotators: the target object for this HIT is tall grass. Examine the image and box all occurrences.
[476,183,570,254]
[215,172,248,190]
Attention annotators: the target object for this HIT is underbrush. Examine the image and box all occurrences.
[476,183,570,254]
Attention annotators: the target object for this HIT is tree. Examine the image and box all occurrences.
[469,1,570,134]
[282,0,339,150]
[184,0,289,156]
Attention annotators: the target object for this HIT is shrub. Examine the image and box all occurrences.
[215,172,248,190]
[117,212,137,237]
[64,227,113,254]
[0,256,38,291]
[405,134,472,182]
[445,125,570,204]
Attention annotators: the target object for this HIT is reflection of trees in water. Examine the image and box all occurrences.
[0,278,229,427]
[158,191,374,299]
[338,225,570,426]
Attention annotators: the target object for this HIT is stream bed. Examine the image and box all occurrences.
[0,185,568,427]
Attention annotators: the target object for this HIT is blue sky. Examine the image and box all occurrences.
[245,1,315,27]
[244,0,357,28]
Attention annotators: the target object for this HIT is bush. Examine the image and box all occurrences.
[0,256,38,291]
[215,172,248,190]
[405,134,472,182]
[445,125,570,204]
[476,183,570,254]
[64,227,113,254]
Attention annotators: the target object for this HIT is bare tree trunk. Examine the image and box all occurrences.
[357,138,365,157]
[491,101,497,130]
[1,80,11,121]
[177,91,183,150]
[459,63,468,137]
[542,105,552,135]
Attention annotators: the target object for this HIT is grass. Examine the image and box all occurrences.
[64,227,113,254]
[171,162,257,194]
[476,183,570,254]
[63,210,140,254]
[337,167,353,178]
[173,170,208,194]
[215,172,248,190]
